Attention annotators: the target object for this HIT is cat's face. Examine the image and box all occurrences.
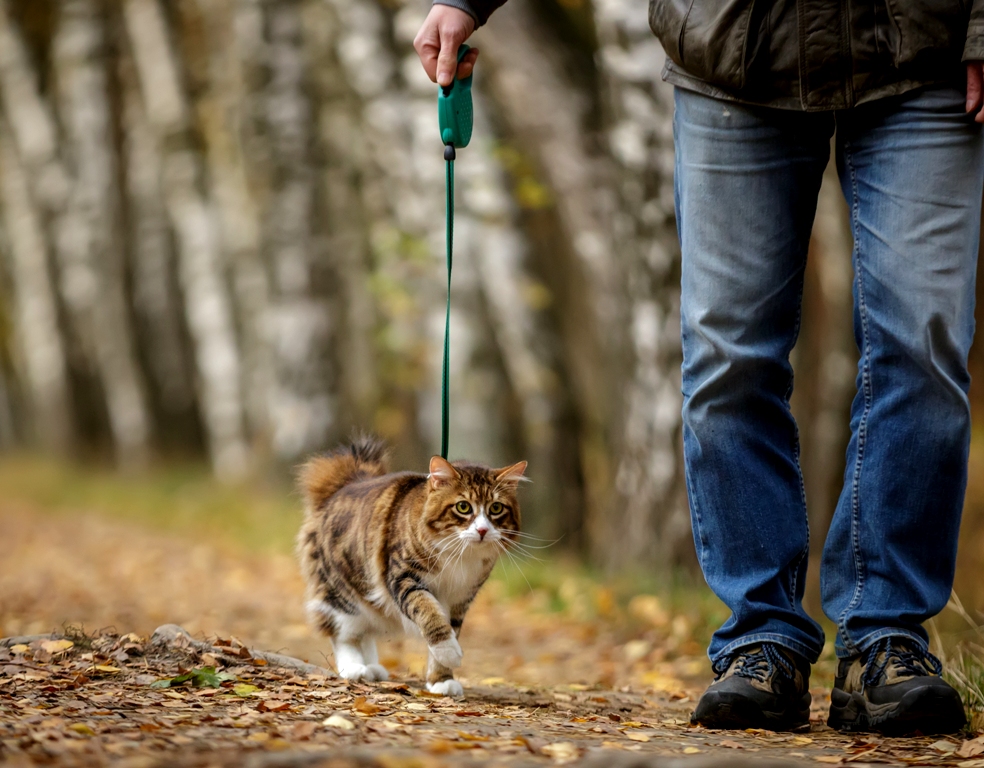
[423,456,526,557]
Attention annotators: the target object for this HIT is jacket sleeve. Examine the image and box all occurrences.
[964,0,984,60]
[433,0,508,28]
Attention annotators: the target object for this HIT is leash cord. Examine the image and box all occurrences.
[441,144,455,460]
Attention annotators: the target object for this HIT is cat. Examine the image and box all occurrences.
[296,436,526,697]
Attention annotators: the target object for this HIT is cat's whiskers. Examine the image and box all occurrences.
[492,539,535,594]
[508,530,559,543]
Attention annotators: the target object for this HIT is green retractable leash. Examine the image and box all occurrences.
[437,44,474,460]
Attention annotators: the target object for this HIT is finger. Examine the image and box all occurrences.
[436,37,459,87]
[414,31,441,83]
[966,62,983,115]
[457,48,479,80]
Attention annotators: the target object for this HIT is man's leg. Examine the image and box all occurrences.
[822,84,983,734]
[675,87,831,728]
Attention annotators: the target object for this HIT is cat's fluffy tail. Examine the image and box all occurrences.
[298,435,389,510]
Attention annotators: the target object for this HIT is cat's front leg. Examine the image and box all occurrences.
[426,614,465,697]
[391,573,463,671]
[426,651,464,697]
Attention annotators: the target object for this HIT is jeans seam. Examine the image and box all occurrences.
[848,628,930,658]
[788,264,809,605]
[838,139,870,655]
[713,633,820,666]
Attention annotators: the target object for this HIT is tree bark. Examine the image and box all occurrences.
[592,0,691,568]
[478,0,620,550]
[0,121,73,453]
[189,0,275,448]
[304,0,378,432]
[123,0,250,478]
[119,47,198,440]
[256,0,335,460]
[53,0,152,467]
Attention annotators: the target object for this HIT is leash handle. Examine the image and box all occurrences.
[438,45,473,149]
[438,44,473,460]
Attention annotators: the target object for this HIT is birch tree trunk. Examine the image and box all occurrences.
[480,0,621,550]
[119,48,198,438]
[593,0,691,568]
[304,0,378,430]
[256,0,335,459]
[53,0,152,467]
[324,0,481,464]
[123,0,249,478]
[0,122,73,453]
[190,0,275,447]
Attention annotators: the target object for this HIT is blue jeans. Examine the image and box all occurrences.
[675,84,984,667]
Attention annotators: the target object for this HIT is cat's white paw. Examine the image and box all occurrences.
[428,636,463,669]
[427,679,464,697]
[338,663,372,681]
[365,664,390,682]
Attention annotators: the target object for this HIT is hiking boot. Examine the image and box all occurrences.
[691,643,812,730]
[827,637,966,735]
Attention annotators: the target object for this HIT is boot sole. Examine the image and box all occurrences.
[827,685,966,735]
[692,690,811,732]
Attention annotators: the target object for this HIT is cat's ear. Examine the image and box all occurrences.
[429,456,460,489]
[495,461,528,485]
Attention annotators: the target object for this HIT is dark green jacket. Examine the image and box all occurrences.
[435,0,984,111]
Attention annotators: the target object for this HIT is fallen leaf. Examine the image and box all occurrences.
[541,742,580,762]
[957,760,984,768]
[683,747,702,754]
[720,740,744,749]
[930,740,958,754]
[91,665,120,673]
[233,684,259,697]
[67,724,94,737]
[323,714,355,730]
[792,736,814,745]
[959,738,984,759]
[625,732,650,742]
[352,696,384,715]
[291,722,317,740]
[152,667,234,689]
[41,640,73,654]
[9,645,29,654]
[815,757,844,764]
[516,735,546,754]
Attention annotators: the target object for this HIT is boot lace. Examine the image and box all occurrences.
[713,643,796,684]
[860,637,942,688]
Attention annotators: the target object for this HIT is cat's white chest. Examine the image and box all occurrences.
[429,552,493,607]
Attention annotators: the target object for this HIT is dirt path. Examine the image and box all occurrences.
[1,502,982,767]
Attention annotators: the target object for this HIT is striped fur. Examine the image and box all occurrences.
[297,436,526,695]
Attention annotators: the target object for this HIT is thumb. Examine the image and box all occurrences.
[966,62,983,114]
[436,38,459,87]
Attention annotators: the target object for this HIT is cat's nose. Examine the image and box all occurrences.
[476,525,489,540]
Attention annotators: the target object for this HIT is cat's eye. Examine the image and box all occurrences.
[489,502,505,517]
[454,501,472,516]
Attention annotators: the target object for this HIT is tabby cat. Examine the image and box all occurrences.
[297,436,526,697]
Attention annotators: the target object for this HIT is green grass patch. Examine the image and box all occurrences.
[935,593,984,733]
[0,453,299,553]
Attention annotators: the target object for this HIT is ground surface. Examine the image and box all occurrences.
[1,481,983,767]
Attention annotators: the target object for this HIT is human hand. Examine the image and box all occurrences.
[413,5,479,87]
[966,62,984,124]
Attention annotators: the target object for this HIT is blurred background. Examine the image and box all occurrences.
[0,0,983,688]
